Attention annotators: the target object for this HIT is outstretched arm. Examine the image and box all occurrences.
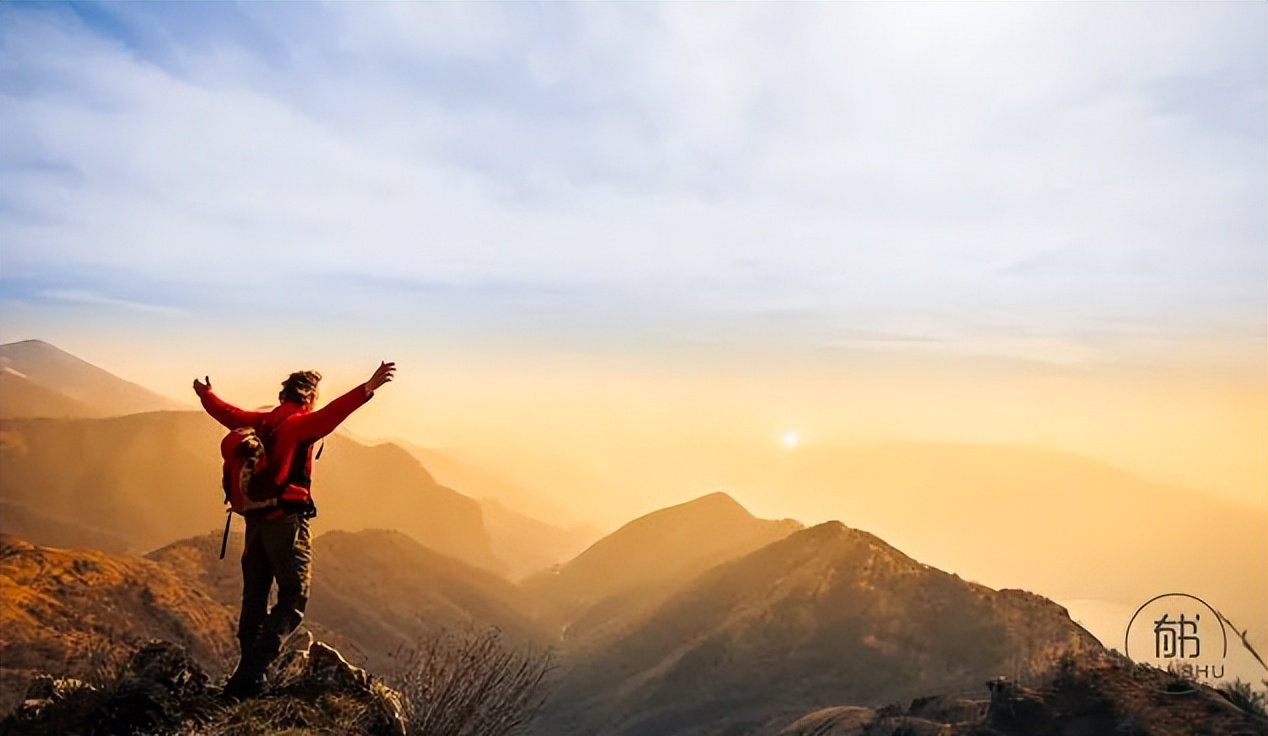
[291,361,396,440]
[363,361,396,397]
[193,376,266,429]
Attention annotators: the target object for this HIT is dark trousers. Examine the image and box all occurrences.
[238,515,312,669]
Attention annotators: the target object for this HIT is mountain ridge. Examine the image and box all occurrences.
[0,340,185,418]
[538,520,1103,736]
[523,491,804,650]
[0,411,500,571]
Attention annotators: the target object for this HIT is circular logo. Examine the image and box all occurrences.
[1125,593,1228,683]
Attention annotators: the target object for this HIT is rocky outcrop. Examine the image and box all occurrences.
[776,651,1268,736]
[2,638,406,736]
[778,706,878,735]
[272,639,406,736]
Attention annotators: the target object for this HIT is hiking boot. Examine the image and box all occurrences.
[222,659,268,702]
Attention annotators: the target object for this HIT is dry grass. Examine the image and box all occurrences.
[388,626,554,736]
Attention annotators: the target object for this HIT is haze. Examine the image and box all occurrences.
[1,1,1264,679]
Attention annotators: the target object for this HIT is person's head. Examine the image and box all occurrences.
[279,370,321,408]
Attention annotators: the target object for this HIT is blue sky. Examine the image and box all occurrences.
[0,1,1264,372]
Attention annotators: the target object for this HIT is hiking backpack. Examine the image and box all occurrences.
[216,426,281,559]
[216,426,323,558]
[221,426,282,516]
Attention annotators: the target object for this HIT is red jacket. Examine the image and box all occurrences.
[200,383,372,518]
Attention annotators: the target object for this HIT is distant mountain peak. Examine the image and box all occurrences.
[808,519,847,534]
[743,520,924,584]
[1,339,91,365]
[688,491,746,508]
[1,338,55,349]
[0,339,184,418]
[523,493,805,648]
[635,491,753,525]
[805,520,899,550]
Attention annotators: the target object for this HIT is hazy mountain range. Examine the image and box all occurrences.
[0,508,1100,734]
[398,440,602,580]
[524,492,803,650]
[538,520,1101,736]
[0,340,1262,734]
[0,339,184,419]
[0,340,595,579]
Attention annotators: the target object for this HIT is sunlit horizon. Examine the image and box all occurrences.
[1,1,1264,700]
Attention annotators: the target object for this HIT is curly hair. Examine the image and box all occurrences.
[279,370,321,406]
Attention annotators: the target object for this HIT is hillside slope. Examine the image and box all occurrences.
[0,412,498,570]
[725,442,1267,645]
[523,492,802,647]
[538,521,1102,736]
[479,498,601,581]
[0,535,238,714]
[0,340,183,417]
[149,529,547,674]
[0,371,98,420]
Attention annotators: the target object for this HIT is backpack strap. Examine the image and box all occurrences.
[219,509,233,560]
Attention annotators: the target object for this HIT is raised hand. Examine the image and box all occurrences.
[366,361,396,393]
[193,375,212,397]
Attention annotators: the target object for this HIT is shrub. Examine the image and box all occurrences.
[1216,678,1268,718]
[388,627,554,736]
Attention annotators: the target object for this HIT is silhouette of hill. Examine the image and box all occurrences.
[536,521,1102,736]
[0,340,184,418]
[479,498,601,581]
[400,441,604,545]
[397,442,604,580]
[523,492,802,647]
[0,371,97,419]
[0,535,237,715]
[724,441,1267,662]
[398,442,574,524]
[0,412,499,570]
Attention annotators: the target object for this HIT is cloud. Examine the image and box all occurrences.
[39,289,186,315]
[0,2,1263,364]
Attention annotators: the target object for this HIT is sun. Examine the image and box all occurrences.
[780,430,800,449]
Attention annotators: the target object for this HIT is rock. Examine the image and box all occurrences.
[303,641,372,692]
[16,676,95,719]
[986,677,1053,730]
[2,638,406,736]
[780,705,877,735]
[906,693,987,724]
[22,675,95,702]
[269,627,315,688]
[289,640,407,736]
[272,648,311,690]
[287,627,315,655]
[88,676,180,736]
[870,715,949,736]
[369,679,408,736]
[125,640,208,697]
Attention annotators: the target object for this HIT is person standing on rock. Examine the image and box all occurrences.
[192,361,396,699]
